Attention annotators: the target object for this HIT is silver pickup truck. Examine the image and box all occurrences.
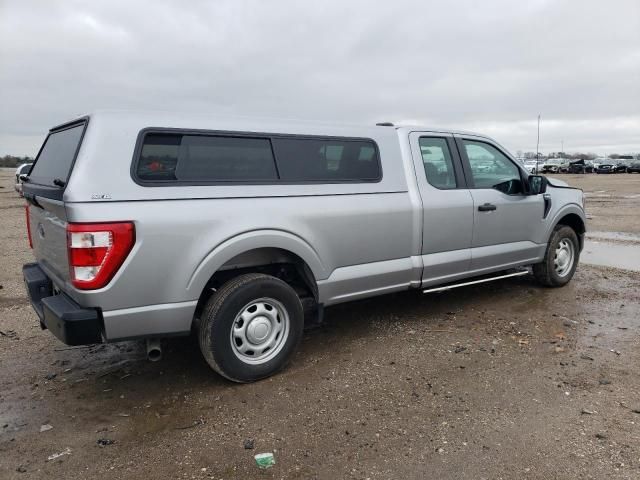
[22,112,585,382]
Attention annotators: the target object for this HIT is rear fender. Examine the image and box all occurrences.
[186,229,326,297]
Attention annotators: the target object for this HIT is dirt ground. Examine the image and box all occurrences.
[1,169,640,480]
[566,173,640,234]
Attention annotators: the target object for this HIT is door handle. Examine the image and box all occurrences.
[478,203,497,212]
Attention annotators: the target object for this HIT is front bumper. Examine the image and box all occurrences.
[23,263,103,345]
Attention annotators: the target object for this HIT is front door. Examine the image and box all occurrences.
[409,133,474,286]
[455,136,546,271]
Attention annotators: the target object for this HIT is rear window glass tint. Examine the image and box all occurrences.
[137,134,180,181]
[178,136,277,181]
[272,138,380,181]
[135,132,381,184]
[29,124,84,186]
[137,134,277,182]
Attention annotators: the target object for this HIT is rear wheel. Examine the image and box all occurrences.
[198,273,304,382]
[533,225,579,287]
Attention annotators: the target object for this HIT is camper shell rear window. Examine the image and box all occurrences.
[28,120,87,188]
[133,129,382,185]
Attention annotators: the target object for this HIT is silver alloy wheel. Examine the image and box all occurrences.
[554,238,575,277]
[230,297,290,365]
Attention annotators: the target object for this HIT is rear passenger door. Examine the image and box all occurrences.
[409,133,474,285]
[455,136,545,270]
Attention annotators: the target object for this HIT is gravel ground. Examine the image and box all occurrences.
[1,169,640,479]
[564,173,640,234]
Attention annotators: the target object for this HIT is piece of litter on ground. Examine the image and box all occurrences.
[175,418,205,430]
[581,409,596,415]
[115,413,130,417]
[40,424,53,433]
[243,439,255,449]
[97,438,115,447]
[255,452,275,469]
[610,349,621,356]
[580,354,594,361]
[47,448,72,461]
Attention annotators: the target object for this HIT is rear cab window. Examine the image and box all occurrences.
[418,137,458,190]
[28,122,86,189]
[134,131,381,184]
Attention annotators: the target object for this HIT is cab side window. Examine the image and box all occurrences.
[463,140,522,192]
[418,137,457,189]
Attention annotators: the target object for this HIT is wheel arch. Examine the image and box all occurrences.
[187,230,326,311]
[549,206,586,250]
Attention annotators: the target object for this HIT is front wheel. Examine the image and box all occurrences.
[198,273,304,382]
[532,225,580,287]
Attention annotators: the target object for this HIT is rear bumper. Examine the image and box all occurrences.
[23,263,103,345]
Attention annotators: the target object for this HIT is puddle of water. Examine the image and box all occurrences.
[581,240,640,272]
[587,231,640,243]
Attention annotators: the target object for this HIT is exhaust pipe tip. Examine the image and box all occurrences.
[146,338,162,362]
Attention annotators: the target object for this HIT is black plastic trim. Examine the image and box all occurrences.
[543,193,552,218]
[130,127,383,187]
[23,262,52,322]
[23,263,103,345]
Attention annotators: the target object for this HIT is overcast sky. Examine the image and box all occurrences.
[1,0,639,157]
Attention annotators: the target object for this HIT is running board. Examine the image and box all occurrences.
[423,269,529,294]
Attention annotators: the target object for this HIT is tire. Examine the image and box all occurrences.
[198,273,304,383]
[533,225,580,287]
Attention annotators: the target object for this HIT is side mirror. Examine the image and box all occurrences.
[528,175,547,195]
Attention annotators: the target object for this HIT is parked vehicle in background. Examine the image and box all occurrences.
[568,159,594,174]
[523,159,539,174]
[613,162,628,173]
[541,159,569,174]
[14,163,33,195]
[21,112,586,382]
[595,163,615,174]
[627,161,640,173]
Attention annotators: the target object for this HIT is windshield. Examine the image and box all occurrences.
[28,123,85,187]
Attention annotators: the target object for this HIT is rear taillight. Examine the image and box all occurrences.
[67,222,135,290]
[25,205,33,248]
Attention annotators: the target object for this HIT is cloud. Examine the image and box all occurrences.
[1,0,639,156]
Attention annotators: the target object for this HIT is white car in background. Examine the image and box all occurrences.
[523,160,539,174]
[14,163,32,196]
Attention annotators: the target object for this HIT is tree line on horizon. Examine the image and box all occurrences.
[0,155,34,168]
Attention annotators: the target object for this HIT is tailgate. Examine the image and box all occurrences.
[28,199,70,285]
